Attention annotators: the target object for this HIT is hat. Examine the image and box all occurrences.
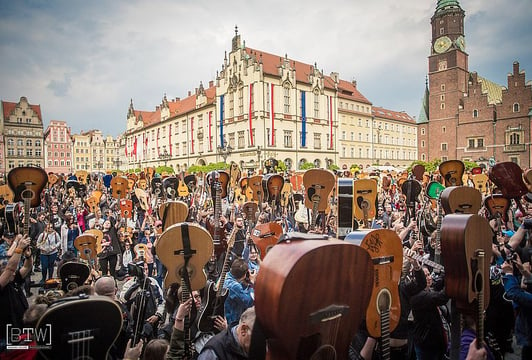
[502,230,515,237]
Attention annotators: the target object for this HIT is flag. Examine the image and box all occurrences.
[219,95,224,145]
[125,139,128,156]
[301,91,306,147]
[191,117,194,153]
[169,124,172,155]
[157,128,160,156]
[270,83,274,146]
[209,111,213,151]
[133,136,138,160]
[249,83,254,146]
[329,95,334,148]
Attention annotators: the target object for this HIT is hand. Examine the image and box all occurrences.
[213,316,227,331]
[17,235,31,250]
[248,270,258,284]
[123,338,143,360]
[465,339,487,360]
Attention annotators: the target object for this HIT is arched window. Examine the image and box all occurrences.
[513,103,520,112]
[473,109,479,118]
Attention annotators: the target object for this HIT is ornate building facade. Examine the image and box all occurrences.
[1,96,44,171]
[44,120,73,174]
[124,30,417,172]
[418,0,532,167]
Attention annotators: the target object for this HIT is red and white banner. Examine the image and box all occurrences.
[249,83,254,146]
[270,83,275,146]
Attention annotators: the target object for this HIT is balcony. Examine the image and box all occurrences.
[504,144,526,152]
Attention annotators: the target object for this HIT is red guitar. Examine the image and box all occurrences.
[251,222,283,260]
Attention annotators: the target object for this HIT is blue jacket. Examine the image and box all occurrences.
[503,273,532,346]
[223,272,254,326]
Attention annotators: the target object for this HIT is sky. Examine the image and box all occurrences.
[1,0,531,138]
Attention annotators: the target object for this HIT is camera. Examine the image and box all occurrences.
[127,261,145,279]
[522,218,532,230]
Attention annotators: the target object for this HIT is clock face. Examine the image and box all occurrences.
[434,36,452,54]
[455,35,465,51]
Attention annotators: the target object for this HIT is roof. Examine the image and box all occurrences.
[435,0,462,14]
[2,98,43,121]
[417,81,429,124]
[372,106,416,124]
[477,75,503,105]
[244,47,371,104]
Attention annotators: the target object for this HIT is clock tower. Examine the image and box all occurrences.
[427,0,469,160]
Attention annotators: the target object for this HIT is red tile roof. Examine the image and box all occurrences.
[135,109,161,127]
[245,47,371,104]
[2,100,42,121]
[372,106,416,124]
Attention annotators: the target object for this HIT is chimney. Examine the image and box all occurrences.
[175,97,180,101]
[188,91,191,97]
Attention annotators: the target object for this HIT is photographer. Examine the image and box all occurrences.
[120,261,165,344]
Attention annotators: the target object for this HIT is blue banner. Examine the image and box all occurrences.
[301,91,306,147]
[220,95,224,145]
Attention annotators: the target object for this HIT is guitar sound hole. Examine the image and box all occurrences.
[377,289,392,314]
[21,189,34,200]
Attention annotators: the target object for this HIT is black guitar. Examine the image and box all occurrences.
[197,225,238,333]
[36,294,123,360]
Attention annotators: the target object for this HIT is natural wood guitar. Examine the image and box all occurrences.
[255,238,374,359]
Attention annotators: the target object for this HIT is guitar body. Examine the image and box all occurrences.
[134,188,150,211]
[156,222,214,289]
[158,201,189,231]
[120,199,133,219]
[472,174,489,194]
[290,173,304,192]
[262,174,284,205]
[280,181,293,208]
[251,222,283,260]
[59,262,90,292]
[440,186,481,214]
[151,177,163,198]
[75,170,89,185]
[255,238,374,359]
[74,234,98,262]
[7,166,48,207]
[85,196,99,214]
[217,171,230,199]
[484,194,510,222]
[426,181,445,200]
[400,180,422,208]
[162,176,179,199]
[110,176,129,199]
[523,168,532,193]
[242,201,258,224]
[439,160,465,187]
[246,175,264,203]
[353,179,378,223]
[337,178,354,238]
[178,173,190,197]
[4,202,22,234]
[360,229,403,338]
[412,164,425,182]
[0,184,14,210]
[440,214,492,311]
[303,169,335,212]
[36,295,123,360]
[84,229,103,254]
[489,161,528,199]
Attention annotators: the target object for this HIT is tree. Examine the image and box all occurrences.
[300,161,315,170]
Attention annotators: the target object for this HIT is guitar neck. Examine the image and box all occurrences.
[404,248,445,272]
[216,227,238,295]
[476,250,485,349]
[434,198,443,265]
[381,308,391,360]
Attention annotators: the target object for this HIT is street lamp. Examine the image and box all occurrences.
[159,149,171,167]
[217,144,233,163]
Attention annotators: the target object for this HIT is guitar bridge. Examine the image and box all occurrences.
[309,304,349,324]
[372,255,394,265]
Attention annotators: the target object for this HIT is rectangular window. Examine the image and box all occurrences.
[284,87,290,113]
[441,143,447,151]
[314,93,319,118]
[314,133,321,149]
[238,131,245,148]
[284,131,292,148]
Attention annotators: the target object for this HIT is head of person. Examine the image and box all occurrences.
[235,216,244,228]
[143,339,169,360]
[2,232,16,245]
[230,258,249,282]
[94,276,117,299]
[236,306,256,354]
[249,245,259,262]
[103,219,111,231]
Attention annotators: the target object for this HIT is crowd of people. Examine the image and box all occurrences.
[0,164,530,360]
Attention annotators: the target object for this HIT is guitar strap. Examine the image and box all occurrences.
[179,223,194,358]
[161,203,170,230]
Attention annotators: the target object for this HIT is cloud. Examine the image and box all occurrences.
[0,0,531,137]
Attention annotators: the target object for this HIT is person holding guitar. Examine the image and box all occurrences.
[222,258,255,327]
[36,222,61,285]
[0,234,32,350]
[99,219,121,278]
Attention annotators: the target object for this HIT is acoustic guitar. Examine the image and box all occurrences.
[251,221,283,260]
[75,170,89,185]
[8,166,48,208]
[426,181,445,200]
[254,237,374,359]
[489,161,528,204]
[290,173,304,192]
[48,173,63,187]
[134,188,150,212]
[74,234,99,272]
[177,172,190,197]
[262,173,284,206]
[0,184,14,210]
[156,222,214,289]
[84,229,103,254]
[439,160,465,187]
[440,214,491,320]
[440,186,482,215]
[197,225,239,333]
[246,175,264,206]
[58,261,90,292]
[158,201,189,231]
[110,176,129,199]
[523,168,532,193]
[303,169,335,231]
[36,295,123,360]
[120,199,133,219]
[353,178,378,228]
[412,164,425,182]
[484,194,510,222]
[472,173,489,194]
[85,196,99,214]
[360,229,403,356]
[280,179,294,209]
